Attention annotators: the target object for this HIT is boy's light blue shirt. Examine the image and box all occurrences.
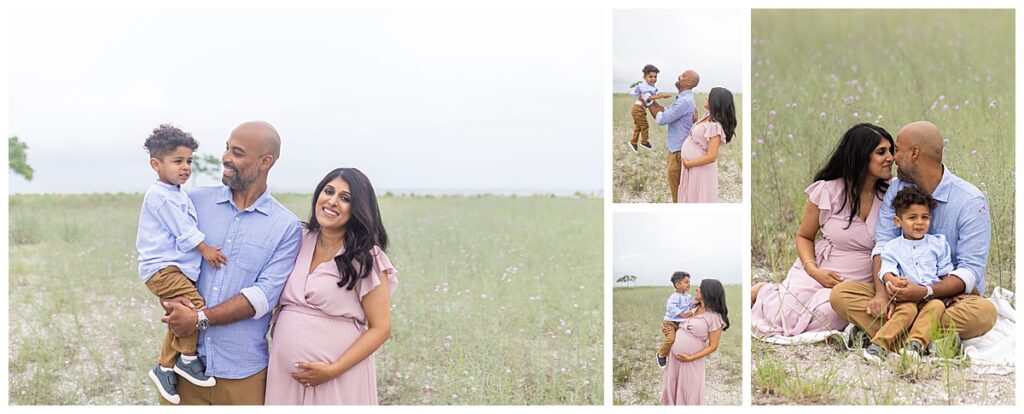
[188,185,302,379]
[136,180,204,282]
[631,81,659,107]
[878,233,953,287]
[656,90,696,152]
[873,167,992,294]
[664,291,695,322]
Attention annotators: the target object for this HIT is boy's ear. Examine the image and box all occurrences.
[149,157,160,172]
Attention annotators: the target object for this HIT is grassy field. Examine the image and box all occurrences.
[612,93,744,203]
[612,285,742,405]
[8,193,603,405]
[750,10,1015,405]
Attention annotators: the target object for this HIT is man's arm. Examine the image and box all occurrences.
[656,96,693,126]
[163,220,303,336]
[946,196,992,295]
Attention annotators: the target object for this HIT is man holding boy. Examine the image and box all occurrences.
[831,121,997,350]
[160,121,302,404]
[649,69,700,202]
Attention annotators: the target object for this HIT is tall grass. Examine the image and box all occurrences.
[751,10,1015,291]
[8,193,602,405]
[612,285,741,405]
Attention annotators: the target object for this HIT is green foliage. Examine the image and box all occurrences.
[9,135,34,180]
[751,10,1015,291]
[191,153,222,181]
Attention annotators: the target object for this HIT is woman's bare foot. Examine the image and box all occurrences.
[751,282,766,307]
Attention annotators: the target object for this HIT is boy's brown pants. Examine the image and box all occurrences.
[630,104,650,145]
[872,299,945,352]
[145,266,206,368]
[659,321,680,357]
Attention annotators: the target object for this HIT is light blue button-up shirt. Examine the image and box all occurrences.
[137,180,204,282]
[878,233,953,287]
[630,81,659,107]
[663,292,695,322]
[656,90,696,152]
[873,166,992,294]
[188,185,302,379]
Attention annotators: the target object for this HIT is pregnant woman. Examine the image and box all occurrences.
[677,87,738,203]
[751,123,893,337]
[265,168,398,405]
[661,278,730,405]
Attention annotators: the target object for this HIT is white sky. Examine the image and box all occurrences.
[613,9,743,94]
[613,211,743,286]
[8,8,603,194]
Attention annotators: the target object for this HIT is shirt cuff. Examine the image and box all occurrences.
[177,229,205,253]
[240,286,270,319]
[947,268,976,295]
[871,245,886,258]
[655,111,663,123]
[878,267,896,282]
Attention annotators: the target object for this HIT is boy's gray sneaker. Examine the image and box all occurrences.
[899,340,924,362]
[174,357,216,387]
[862,343,887,364]
[148,365,180,404]
[627,142,638,153]
[929,333,964,359]
[848,324,870,349]
[657,354,667,369]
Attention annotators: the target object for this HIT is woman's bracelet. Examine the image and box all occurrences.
[802,259,815,268]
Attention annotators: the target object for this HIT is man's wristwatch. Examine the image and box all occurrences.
[922,285,934,302]
[196,309,210,330]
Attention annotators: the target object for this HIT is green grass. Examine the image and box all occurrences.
[612,93,744,203]
[612,285,741,405]
[751,10,1015,291]
[8,193,602,405]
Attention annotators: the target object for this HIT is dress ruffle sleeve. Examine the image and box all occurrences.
[705,312,725,333]
[356,245,399,301]
[805,179,844,227]
[703,121,725,143]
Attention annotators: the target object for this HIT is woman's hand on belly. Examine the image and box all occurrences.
[674,353,698,362]
[291,361,341,387]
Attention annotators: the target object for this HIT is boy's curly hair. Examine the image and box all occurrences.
[144,124,198,159]
[892,185,937,216]
[670,271,690,285]
[642,64,660,76]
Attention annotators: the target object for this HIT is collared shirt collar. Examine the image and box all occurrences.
[153,180,181,191]
[931,164,953,203]
[214,185,274,215]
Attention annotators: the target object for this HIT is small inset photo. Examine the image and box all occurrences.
[612,211,742,405]
[612,9,744,204]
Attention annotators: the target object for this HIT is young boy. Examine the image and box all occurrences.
[863,186,952,363]
[657,271,697,368]
[628,64,673,152]
[137,124,227,403]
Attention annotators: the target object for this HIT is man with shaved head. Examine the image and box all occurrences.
[649,69,700,202]
[160,121,302,404]
[831,121,997,358]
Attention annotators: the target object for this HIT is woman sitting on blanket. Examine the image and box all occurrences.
[750,123,894,337]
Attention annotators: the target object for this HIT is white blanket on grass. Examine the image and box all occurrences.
[753,287,1015,375]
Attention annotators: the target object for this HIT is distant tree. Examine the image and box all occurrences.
[9,136,33,181]
[616,274,637,288]
[191,153,222,186]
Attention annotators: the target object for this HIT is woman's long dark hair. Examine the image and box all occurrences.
[812,123,894,229]
[708,87,737,143]
[699,279,729,331]
[306,168,389,290]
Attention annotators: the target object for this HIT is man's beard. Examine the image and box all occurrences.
[895,165,914,183]
[222,166,257,190]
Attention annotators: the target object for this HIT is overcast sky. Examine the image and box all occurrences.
[613,211,743,286]
[613,9,743,94]
[9,8,603,194]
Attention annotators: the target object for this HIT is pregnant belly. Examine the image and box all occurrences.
[820,249,874,283]
[680,140,707,160]
[671,329,706,355]
[270,309,363,367]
